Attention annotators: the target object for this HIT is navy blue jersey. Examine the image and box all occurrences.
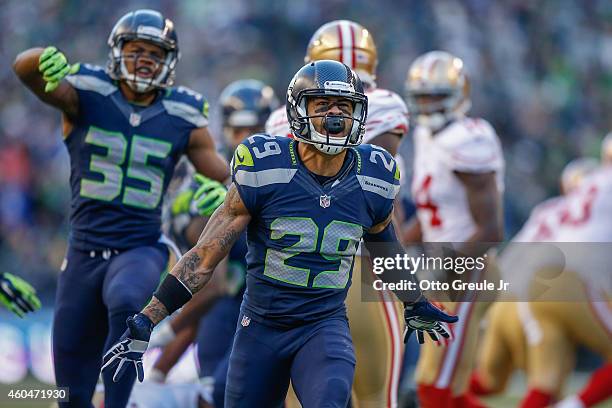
[231,135,400,327]
[64,64,209,250]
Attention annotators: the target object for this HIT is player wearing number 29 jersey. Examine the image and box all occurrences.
[265,21,408,407]
[234,135,399,327]
[102,60,456,408]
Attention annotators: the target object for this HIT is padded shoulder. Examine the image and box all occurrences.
[436,117,503,173]
[162,86,209,128]
[66,63,117,96]
[231,135,297,186]
[364,88,409,141]
[231,135,296,215]
[353,143,401,200]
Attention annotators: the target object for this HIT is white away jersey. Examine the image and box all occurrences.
[264,87,409,143]
[501,167,612,296]
[511,196,565,242]
[411,117,504,242]
[362,88,409,141]
[512,167,612,243]
[265,106,292,138]
[553,166,612,242]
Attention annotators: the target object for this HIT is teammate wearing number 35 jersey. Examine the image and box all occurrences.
[103,60,457,408]
[13,9,229,408]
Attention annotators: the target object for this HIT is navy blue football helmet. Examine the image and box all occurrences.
[287,60,368,155]
[220,79,279,129]
[107,9,179,92]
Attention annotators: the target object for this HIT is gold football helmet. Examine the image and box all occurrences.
[601,131,612,165]
[405,50,471,130]
[305,20,378,86]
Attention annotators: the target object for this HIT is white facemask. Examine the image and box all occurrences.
[308,122,346,155]
[119,55,169,94]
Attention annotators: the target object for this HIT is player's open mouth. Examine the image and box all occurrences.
[135,67,154,78]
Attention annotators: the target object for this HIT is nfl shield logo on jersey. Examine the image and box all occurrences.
[320,195,331,208]
[129,113,141,127]
[241,315,251,327]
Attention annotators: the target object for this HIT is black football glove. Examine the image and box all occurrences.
[101,313,153,382]
[404,300,458,344]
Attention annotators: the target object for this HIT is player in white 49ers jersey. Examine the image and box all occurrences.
[411,116,504,242]
[265,20,408,408]
[403,51,504,408]
[550,166,612,408]
[491,162,612,408]
[470,158,610,406]
[512,157,598,243]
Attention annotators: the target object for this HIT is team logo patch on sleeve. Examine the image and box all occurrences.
[233,144,254,170]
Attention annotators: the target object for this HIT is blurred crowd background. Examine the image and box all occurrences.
[0,0,611,313]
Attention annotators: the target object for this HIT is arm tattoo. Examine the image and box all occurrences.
[219,228,239,251]
[214,188,243,251]
[143,297,170,325]
[175,251,208,292]
[171,184,247,294]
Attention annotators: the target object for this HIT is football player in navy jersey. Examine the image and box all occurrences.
[13,9,229,408]
[103,60,456,407]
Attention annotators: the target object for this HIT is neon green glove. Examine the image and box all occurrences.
[171,189,195,216]
[192,174,227,217]
[0,273,41,318]
[38,46,78,93]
